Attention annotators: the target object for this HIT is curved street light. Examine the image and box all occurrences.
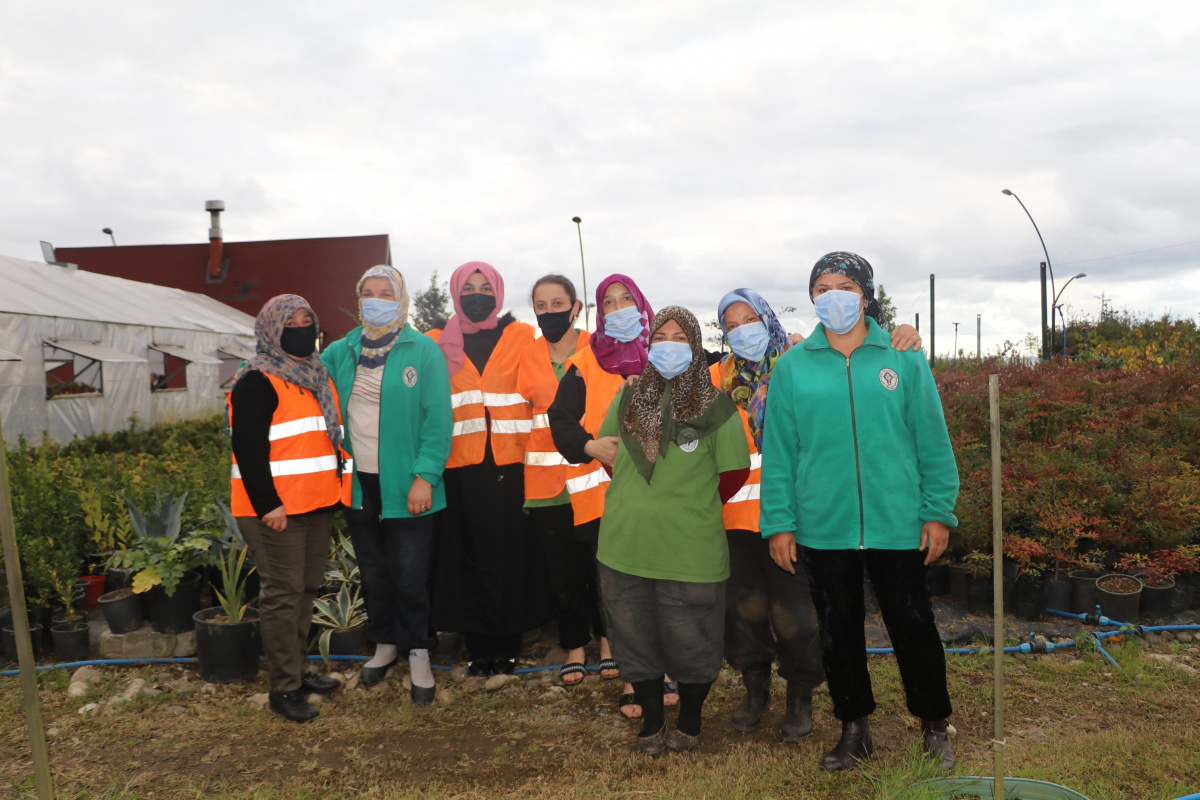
[1053,273,1087,362]
[102,227,116,246]
[1002,189,1056,359]
[572,216,589,329]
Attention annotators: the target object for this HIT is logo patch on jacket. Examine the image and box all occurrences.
[403,366,418,387]
[878,368,899,391]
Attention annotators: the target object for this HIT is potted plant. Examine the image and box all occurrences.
[78,483,134,593]
[204,500,259,607]
[47,550,91,662]
[1070,553,1105,614]
[1096,566,1142,623]
[98,585,144,634]
[961,552,993,615]
[194,543,261,683]
[1126,551,1186,619]
[312,584,368,663]
[108,489,217,633]
[1173,545,1200,612]
[1004,537,1047,621]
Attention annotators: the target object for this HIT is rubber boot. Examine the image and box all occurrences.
[921,718,956,770]
[820,717,873,772]
[731,667,772,733]
[779,682,813,742]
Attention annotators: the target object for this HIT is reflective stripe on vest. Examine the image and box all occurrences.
[566,466,610,494]
[515,332,592,501]
[231,454,338,479]
[532,413,549,429]
[711,358,761,532]
[727,482,761,503]
[525,450,571,467]
[453,418,487,436]
[492,418,532,434]
[451,390,484,408]
[268,415,327,441]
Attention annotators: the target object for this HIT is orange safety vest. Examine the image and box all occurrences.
[516,331,591,500]
[562,346,626,525]
[446,322,535,468]
[229,373,353,517]
[710,360,762,533]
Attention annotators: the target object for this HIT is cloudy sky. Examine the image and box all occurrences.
[3,1,1198,356]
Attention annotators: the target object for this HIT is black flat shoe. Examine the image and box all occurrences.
[301,671,341,695]
[411,684,436,706]
[360,656,399,688]
[268,690,319,723]
[493,658,516,675]
[467,657,494,676]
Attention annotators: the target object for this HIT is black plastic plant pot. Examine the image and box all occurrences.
[1045,576,1072,614]
[51,622,90,662]
[965,576,992,615]
[99,588,144,634]
[927,562,951,597]
[948,565,969,606]
[1179,573,1200,611]
[1095,574,1142,623]
[326,623,369,655]
[1070,569,1103,614]
[194,607,261,684]
[28,607,54,651]
[1013,575,1047,621]
[1137,576,1180,619]
[3,623,44,661]
[105,567,137,594]
[147,572,202,634]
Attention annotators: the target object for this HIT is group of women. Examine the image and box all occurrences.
[227,251,960,772]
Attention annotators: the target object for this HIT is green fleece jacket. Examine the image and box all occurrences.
[321,324,453,518]
[758,317,959,550]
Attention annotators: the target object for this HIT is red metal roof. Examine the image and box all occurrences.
[54,234,390,340]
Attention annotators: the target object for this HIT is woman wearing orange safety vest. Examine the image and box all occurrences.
[548,273,666,717]
[228,294,352,723]
[516,274,615,687]
[429,262,552,675]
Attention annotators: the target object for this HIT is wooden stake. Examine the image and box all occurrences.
[0,419,56,799]
[989,373,1005,798]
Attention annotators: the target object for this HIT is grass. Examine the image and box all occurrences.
[1,639,1198,799]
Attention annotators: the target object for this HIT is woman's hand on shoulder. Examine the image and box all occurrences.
[890,324,922,352]
[788,332,804,345]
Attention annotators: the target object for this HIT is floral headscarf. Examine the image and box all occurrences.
[620,305,734,482]
[438,261,505,376]
[808,251,888,328]
[232,294,342,450]
[717,288,791,453]
[356,264,410,373]
[590,273,654,376]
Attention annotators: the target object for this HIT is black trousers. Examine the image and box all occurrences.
[345,472,435,653]
[801,547,952,722]
[724,529,824,689]
[528,504,605,650]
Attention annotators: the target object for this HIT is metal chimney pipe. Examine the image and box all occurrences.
[206,200,225,279]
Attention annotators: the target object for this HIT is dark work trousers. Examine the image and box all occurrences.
[238,511,334,692]
[345,472,435,653]
[724,529,825,689]
[801,546,952,722]
[528,504,605,651]
[464,631,522,660]
[598,562,724,684]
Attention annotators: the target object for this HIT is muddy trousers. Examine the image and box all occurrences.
[238,512,334,692]
[724,529,824,689]
[801,547,952,722]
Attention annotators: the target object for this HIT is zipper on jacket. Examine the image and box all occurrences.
[844,354,866,550]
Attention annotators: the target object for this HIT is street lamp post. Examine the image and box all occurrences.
[571,217,590,329]
[953,322,960,366]
[1053,273,1087,362]
[1001,189,1055,361]
[102,227,116,246]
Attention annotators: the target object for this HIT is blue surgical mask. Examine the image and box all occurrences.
[726,321,771,362]
[603,305,643,343]
[814,290,864,335]
[648,341,692,379]
[361,298,400,328]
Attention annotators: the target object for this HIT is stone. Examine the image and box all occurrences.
[327,672,345,684]
[344,672,361,691]
[70,666,103,686]
[98,627,195,659]
[449,665,469,682]
[109,678,147,704]
[167,705,187,714]
[309,693,326,705]
[435,688,456,706]
[946,724,957,737]
[1142,633,1162,647]
[67,682,89,698]
[78,703,100,717]
[164,679,193,696]
[46,728,59,738]
[1027,728,1047,742]
[248,693,269,710]
[1033,635,1048,648]
[538,646,569,667]
[402,675,412,691]
[485,674,518,691]
[1176,632,1194,644]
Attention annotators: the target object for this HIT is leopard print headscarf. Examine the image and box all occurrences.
[622,305,723,464]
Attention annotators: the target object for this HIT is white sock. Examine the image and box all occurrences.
[409,649,435,689]
[365,643,398,669]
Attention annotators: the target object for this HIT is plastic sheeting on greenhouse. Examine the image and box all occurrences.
[0,253,256,446]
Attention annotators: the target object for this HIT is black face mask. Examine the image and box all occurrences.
[280,323,318,358]
[460,293,497,323]
[536,309,575,343]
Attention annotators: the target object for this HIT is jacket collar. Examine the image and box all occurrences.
[802,317,890,352]
[343,323,418,354]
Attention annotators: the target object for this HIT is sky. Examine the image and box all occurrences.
[3,1,1199,356]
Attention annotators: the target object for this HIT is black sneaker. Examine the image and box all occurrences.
[269,690,319,722]
[493,658,516,675]
[301,671,341,695]
[467,656,494,676]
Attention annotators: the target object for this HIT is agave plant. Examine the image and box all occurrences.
[311,584,367,663]
[324,533,359,588]
[110,488,217,596]
[213,544,255,623]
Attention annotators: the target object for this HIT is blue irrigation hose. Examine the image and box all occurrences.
[1091,636,1132,681]
[1169,794,1200,800]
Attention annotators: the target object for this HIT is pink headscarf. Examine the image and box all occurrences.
[438,261,506,376]
[589,273,654,376]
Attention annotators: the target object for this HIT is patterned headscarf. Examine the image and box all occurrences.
[590,273,654,376]
[356,264,410,373]
[620,306,733,482]
[808,251,888,328]
[717,288,791,453]
[232,294,342,450]
[438,261,505,376]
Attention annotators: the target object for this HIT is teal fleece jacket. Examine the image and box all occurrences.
[758,317,959,550]
[321,324,453,518]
